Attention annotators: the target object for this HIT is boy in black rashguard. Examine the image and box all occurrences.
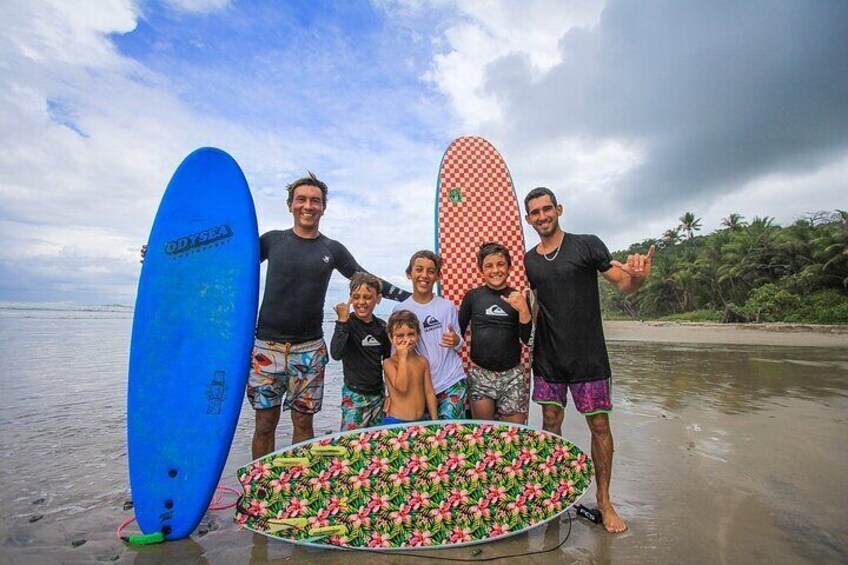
[458,242,532,423]
[330,273,392,431]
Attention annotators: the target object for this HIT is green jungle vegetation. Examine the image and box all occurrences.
[601,210,848,325]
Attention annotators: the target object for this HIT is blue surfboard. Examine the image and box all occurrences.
[128,147,259,540]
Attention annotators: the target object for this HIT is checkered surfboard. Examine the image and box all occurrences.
[436,136,531,377]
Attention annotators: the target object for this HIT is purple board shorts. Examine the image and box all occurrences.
[532,376,612,415]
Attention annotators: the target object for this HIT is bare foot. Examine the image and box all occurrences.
[598,501,628,533]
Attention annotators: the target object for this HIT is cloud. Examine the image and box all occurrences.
[162,0,231,15]
[3,0,846,306]
[424,0,848,248]
[0,1,446,305]
[421,0,605,127]
[0,0,139,68]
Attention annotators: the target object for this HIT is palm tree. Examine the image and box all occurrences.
[810,210,848,289]
[632,253,679,317]
[662,228,682,248]
[748,215,776,231]
[720,213,746,231]
[678,212,702,239]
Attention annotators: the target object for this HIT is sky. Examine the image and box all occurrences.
[1,0,846,306]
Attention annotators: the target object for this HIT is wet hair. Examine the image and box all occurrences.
[523,186,558,213]
[477,242,511,270]
[286,171,328,208]
[405,250,442,276]
[349,272,381,295]
[387,310,420,337]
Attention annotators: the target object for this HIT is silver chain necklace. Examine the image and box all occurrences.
[541,233,564,262]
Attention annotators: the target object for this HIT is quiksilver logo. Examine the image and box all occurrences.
[362,335,381,347]
[485,305,509,317]
[166,225,233,256]
[422,315,442,330]
[323,256,330,263]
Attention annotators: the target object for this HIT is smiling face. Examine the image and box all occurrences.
[407,257,439,299]
[480,252,511,290]
[389,322,419,349]
[525,194,562,238]
[350,284,380,322]
[288,184,325,234]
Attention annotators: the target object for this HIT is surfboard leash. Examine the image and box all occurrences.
[116,485,241,545]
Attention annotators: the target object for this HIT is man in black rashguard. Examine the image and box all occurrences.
[523,186,655,534]
[247,173,409,458]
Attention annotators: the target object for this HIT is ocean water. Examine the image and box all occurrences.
[1,304,847,564]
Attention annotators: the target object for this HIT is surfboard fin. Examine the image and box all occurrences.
[270,457,309,467]
[266,517,309,533]
[307,524,348,536]
[309,445,348,457]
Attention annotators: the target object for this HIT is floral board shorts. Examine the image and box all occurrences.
[340,384,385,432]
[467,364,529,416]
[247,338,328,413]
[436,379,468,420]
[531,376,612,415]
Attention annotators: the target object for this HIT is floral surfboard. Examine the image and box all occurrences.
[235,420,593,549]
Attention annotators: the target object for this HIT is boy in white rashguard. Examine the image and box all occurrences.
[392,250,467,419]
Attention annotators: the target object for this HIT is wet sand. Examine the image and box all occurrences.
[605,320,848,348]
[2,317,847,564]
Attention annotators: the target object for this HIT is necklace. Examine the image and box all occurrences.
[541,233,564,262]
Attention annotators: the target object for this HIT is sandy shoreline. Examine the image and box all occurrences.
[603,320,848,348]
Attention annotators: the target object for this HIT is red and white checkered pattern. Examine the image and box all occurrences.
[436,136,531,374]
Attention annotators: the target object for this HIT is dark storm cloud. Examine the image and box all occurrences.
[486,0,848,214]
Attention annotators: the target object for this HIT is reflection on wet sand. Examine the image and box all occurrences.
[611,342,848,415]
[131,536,208,565]
[604,343,848,564]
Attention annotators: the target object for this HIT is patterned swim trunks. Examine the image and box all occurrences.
[531,376,612,415]
[467,364,529,416]
[436,379,468,420]
[340,384,385,431]
[247,338,328,413]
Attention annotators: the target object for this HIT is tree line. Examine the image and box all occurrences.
[601,210,848,324]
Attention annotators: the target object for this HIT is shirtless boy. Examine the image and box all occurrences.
[382,310,438,424]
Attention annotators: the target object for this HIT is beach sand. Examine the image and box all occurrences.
[2,319,846,564]
[604,320,848,348]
